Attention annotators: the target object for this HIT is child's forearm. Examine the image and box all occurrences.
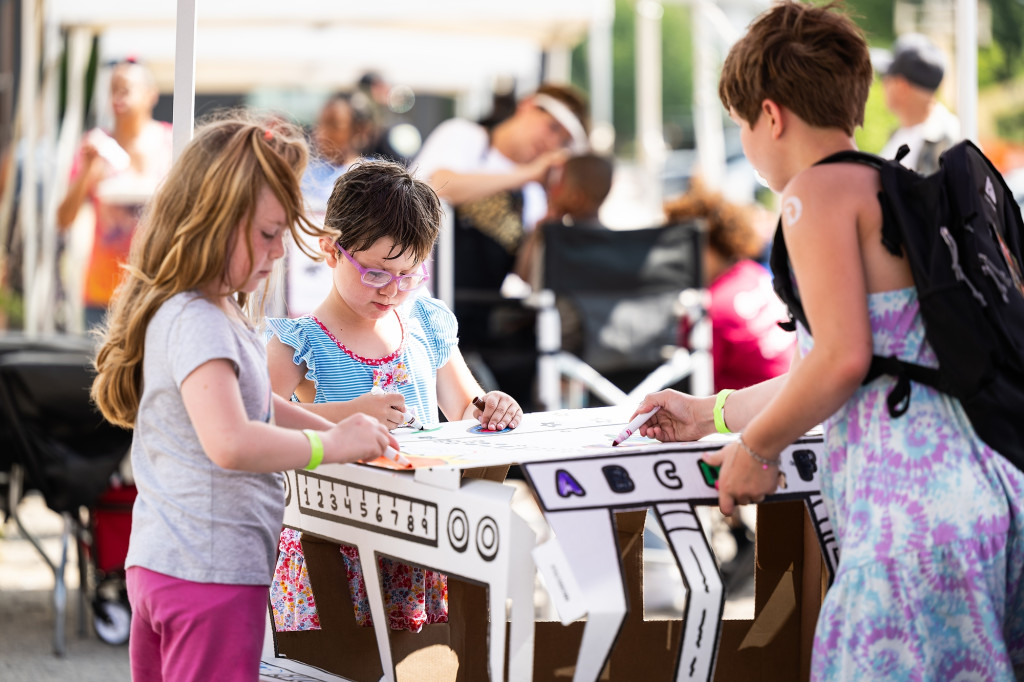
[203,421,324,473]
[208,417,393,473]
[282,399,363,424]
[271,394,333,430]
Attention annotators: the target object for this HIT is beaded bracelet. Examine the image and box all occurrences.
[738,434,778,470]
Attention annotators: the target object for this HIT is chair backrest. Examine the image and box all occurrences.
[0,334,97,470]
[541,221,704,373]
[542,220,703,294]
[0,346,131,513]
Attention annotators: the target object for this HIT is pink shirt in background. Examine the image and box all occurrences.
[708,259,795,390]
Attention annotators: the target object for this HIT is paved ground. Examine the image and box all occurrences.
[1,489,754,682]
[0,493,130,682]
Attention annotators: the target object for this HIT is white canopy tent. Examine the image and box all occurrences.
[13,0,979,334]
[94,25,549,96]
[17,0,612,332]
[48,0,606,115]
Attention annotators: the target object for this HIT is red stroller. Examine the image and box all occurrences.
[79,481,137,645]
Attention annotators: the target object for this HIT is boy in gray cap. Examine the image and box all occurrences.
[877,33,961,174]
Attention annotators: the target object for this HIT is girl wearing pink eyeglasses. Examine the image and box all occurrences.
[264,159,522,634]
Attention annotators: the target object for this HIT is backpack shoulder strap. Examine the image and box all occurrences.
[772,147,947,412]
[769,218,802,332]
[813,149,885,170]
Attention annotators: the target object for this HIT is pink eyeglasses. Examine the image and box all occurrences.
[336,243,429,291]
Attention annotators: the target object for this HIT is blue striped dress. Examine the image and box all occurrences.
[266,294,458,632]
[265,294,458,427]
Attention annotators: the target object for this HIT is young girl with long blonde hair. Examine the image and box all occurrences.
[92,111,397,682]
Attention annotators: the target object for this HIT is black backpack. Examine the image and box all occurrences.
[770,140,1024,473]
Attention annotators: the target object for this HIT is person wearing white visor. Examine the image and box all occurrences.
[410,84,590,410]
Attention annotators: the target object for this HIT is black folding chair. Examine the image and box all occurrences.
[529,221,712,409]
[0,337,131,655]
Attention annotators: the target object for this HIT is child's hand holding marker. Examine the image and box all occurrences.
[626,390,716,443]
[355,391,413,467]
[471,394,522,431]
[402,411,426,430]
[370,385,424,431]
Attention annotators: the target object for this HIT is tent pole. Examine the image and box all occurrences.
[172,0,197,159]
[955,0,977,142]
[691,0,726,191]
[635,0,664,214]
[53,27,92,335]
[18,0,39,334]
[31,4,63,334]
[587,0,615,153]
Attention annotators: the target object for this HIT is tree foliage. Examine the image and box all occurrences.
[573,0,694,156]
[855,80,899,154]
[843,0,895,44]
[989,0,1024,79]
[572,0,1024,155]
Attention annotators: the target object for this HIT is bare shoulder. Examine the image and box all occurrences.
[781,162,878,231]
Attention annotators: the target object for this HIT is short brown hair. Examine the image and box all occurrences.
[325,159,441,264]
[718,1,872,136]
[563,153,613,208]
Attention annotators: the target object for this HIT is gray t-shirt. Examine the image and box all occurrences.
[126,291,284,585]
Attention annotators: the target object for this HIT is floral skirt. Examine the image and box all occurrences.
[270,528,321,631]
[269,528,448,633]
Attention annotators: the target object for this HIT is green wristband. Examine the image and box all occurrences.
[713,389,735,435]
[302,429,324,470]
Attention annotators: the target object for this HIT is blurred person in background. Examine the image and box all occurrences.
[302,93,375,214]
[875,33,961,175]
[539,152,614,231]
[410,83,590,407]
[356,71,421,165]
[56,57,173,331]
[666,179,795,392]
[515,152,614,289]
[412,83,590,308]
[514,153,615,358]
[284,94,375,317]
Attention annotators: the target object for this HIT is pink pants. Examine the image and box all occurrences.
[126,566,268,682]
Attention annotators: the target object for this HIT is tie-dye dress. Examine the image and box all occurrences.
[800,287,1024,680]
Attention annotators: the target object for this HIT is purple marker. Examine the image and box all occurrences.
[611,406,661,446]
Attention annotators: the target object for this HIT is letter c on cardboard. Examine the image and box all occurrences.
[654,460,683,489]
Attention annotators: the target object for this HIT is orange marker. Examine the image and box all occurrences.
[383,446,413,468]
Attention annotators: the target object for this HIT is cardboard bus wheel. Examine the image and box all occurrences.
[93,599,131,645]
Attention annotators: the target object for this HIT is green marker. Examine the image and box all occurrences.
[698,460,720,488]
